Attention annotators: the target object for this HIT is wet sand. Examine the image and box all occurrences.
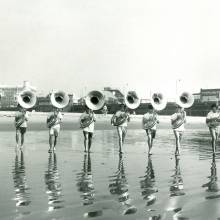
[0,115,219,220]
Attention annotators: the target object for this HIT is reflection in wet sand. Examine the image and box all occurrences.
[12,151,31,207]
[109,154,137,215]
[139,155,158,206]
[3,126,220,220]
[170,156,185,197]
[76,153,103,218]
[76,153,95,206]
[44,153,64,211]
[165,156,186,219]
[202,154,220,199]
[187,132,220,160]
[12,151,31,217]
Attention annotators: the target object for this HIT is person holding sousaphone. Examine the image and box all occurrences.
[80,105,96,153]
[14,88,37,150]
[206,103,220,154]
[142,104,159,155]
[171,105,186,156]
[47,90,69,153]
[171,92,194,156]
[47,108,63,153]
[15,105,29,149]
[80,90,104,153]
[142,92,167,155]
[111,104,130,154]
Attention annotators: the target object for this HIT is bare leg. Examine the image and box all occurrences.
[122,127,127,145]
[210,128,217,154]
[147,134,152,154]
[53,135,58,150]
[83,131,88,152]
[149,135,153,154]
[151,138,154,148]
[146,130,154,154]
[174,130,180,155]
[49,135,54,153]
[117,127,123,153]
[88,133,93,152]
[20,133,25,148]
[215,131,219,151]
[16,130,19,147]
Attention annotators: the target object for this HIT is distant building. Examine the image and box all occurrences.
[102,90,118,104]
[200,89,220,102]
[103,87,124,103]
[193,88,220,103]
[193,93,200,102]
[0,81,36,108]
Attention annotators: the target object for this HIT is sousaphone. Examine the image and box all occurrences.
[47,90,69,128]
[111,91,140,126]
[124,91,141,110]
[172,91,194,129]
[80,90,105,128]
[15,89,37,128]
[142,92,167,130]
[17,89,37,109]
[176,91,194,109]
[150,92,167,111]
[50,90,69,109]
[84,90,105,111]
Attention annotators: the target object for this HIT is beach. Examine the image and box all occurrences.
[0,114,219,220]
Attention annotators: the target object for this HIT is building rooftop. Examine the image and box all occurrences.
[201,88,220,92]
[0,81,37,92]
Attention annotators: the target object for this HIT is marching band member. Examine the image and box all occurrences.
[171,105,186,156]
[80,105,96,153]
[111,104,130,154]
[142,104,159,155]
[15,105,29,149]
[47,108,63,153]
[206,103,220,154]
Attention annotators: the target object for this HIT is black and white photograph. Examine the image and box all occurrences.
[0,0,220,219]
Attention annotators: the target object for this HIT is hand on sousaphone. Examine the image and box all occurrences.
[47,114,58,128]
[171,111,186,129]
[47,109,62,128]
[15,115,26,128]
[143,112,158,129]
[111,111,130,126]
[206,115,220,127]
[176,112,185,121]
[15,110,28,128]
[80,112,95,129]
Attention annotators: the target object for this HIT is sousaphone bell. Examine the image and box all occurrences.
[176,91,194,108]
[85,90,105,111]
[124,91,141,109]
[171,91,194,129]
[17,89,37,109]
[80,90,105,128]
[50,90,69,109]
[150,92,167,111]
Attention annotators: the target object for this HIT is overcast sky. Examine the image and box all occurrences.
[0,0,220,99]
